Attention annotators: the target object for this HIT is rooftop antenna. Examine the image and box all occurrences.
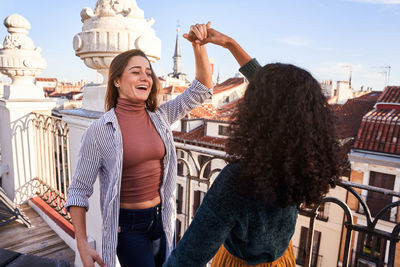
[371,65,391,88]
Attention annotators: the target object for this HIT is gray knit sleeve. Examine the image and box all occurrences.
[239,58,261,81]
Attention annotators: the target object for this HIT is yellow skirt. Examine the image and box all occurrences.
[211,240,296,267]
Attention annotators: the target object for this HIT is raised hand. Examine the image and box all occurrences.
[183,22,232,48]
[183,22,211,44]
[184,21,251,67]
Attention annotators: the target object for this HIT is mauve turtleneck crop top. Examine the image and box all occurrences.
[115,98,166,203]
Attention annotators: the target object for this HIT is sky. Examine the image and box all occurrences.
[1,0,400,91]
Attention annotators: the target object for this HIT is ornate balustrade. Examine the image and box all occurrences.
[31,112,71,222]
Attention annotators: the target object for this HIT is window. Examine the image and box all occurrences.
[223,96,229,103]
[177,162,184,176]
[192,190,206,218]
[181,120,187,132]
[218,125,229,136]
[198,155,211,178]
[176,184,184,214]
[296,227,321,267]
[355,232,387,267]
[366,171,395,221]
[177,151,186,176]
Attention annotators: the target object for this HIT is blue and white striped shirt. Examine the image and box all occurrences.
[65,79,212,267]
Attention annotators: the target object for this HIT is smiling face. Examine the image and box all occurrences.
[114,55,153,103]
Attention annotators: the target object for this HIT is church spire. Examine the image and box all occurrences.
[173,27,182,75]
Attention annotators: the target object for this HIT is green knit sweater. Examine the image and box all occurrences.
[163,163,298,267]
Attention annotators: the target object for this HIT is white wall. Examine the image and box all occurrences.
[211,83,247,108]
[337,81,351,104]
[206,121,229,138]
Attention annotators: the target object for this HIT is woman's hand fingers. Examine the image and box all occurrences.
[190,25,203,40]
[79,242,106,267]
[184,22,213,44]
[183,33,191,42]
[93,253,106,267]
[198,24,207,40]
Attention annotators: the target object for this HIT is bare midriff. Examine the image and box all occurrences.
[120,195,161,209]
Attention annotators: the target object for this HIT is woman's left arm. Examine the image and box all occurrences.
[158,25,213,125]
[163,165,237,267]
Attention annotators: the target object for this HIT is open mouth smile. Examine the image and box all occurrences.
[136,85,148,91]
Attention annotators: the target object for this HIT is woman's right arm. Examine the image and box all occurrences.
[185,23,261,80]
[69,207,105,267]
[65,126,105,267]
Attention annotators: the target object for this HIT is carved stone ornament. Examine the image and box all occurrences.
[0,14,46,86]
[74,0,161,84]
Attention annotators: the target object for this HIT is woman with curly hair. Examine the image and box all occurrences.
[163,23,341,267]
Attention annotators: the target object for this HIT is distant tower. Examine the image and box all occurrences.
[216,70,221,85]
[168,26,188,82]
[173,27,181,75]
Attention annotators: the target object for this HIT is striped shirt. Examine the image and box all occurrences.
[65,79,213,267]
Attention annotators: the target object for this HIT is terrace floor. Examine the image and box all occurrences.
[0,203,75,266]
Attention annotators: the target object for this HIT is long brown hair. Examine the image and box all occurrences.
[105,49,160,111]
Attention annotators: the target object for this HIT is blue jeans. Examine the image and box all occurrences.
[117,204,166,267]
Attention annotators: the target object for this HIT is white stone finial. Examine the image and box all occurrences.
[0,14,46,98]
[74,0,161,85]
[4,14,31,34]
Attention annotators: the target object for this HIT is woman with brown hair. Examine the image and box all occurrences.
[164,23,341,267]
[65,24,213,267]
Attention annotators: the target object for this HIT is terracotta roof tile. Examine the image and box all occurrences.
[173,125,226,150]
[188,98,241,122]
[161,85,187,94]
[377,86,400,103]
[353,87,400,155]
[188,104,217,119]
[331,91,381,139]
[214,77,246,95]
[208,99,240,122]
[36,77,57,82]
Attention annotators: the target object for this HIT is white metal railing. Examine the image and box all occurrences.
[32,112,71,222]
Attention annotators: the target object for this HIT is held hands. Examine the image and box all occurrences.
[77,240,106,267]
[183,21,232,48]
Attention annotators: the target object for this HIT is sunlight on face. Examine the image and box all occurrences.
[115,56,153,103]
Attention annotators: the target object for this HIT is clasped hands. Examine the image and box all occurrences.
[183,21,231,49]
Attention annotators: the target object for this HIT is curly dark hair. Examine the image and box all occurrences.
[226,63,341,208]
